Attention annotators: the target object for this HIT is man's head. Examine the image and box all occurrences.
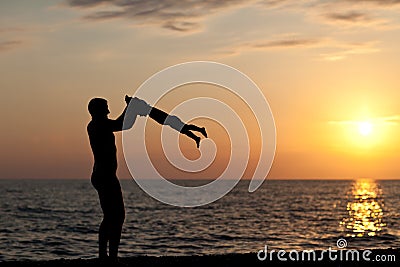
[88,98,110,118]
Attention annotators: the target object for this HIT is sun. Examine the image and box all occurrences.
[358,121,372,136]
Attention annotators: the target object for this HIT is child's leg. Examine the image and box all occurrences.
[149,108,169,125]
[148,109,205,147]
[182,124,207,138]
[181,130,201,148]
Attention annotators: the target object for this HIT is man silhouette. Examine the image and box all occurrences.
[87,95,207,261]
[87,96,140,261]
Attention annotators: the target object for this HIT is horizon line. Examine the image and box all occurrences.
[1,177,400,181]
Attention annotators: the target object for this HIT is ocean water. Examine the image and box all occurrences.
[0,179,399,261]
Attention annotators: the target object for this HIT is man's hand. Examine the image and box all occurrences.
[125,95,132,105]
[125,95,151,116]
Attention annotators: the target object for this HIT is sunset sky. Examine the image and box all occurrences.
[2,0,400,179]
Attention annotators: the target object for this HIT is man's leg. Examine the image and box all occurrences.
[98,219,108,259]
[108,180,125,260]
[109,219,124,259]
[97,189,110,259]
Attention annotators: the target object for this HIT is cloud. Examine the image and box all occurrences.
[67,0,110,8]
[344,0,400,6]
[258,0,292,8]
[217,35,323,57]
[0,27,26,33]
[308,0,400,29]
[381,115,400,125]
[63,0,400,35]
[219,35,379,61]
[65,0,254,33]
[319,41,380,61]
[0,40,24,53]
[84,10,124,20]
[324,11,371,23]
[329,115,400,125]
[318,10,391,29]
[251,38,321,49]
[163,21,201,32]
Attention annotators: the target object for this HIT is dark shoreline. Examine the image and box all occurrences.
[1,249,399,267]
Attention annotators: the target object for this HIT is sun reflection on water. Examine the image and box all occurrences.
[340,179,386,237]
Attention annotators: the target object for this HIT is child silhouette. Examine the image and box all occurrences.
[126,95,207,147]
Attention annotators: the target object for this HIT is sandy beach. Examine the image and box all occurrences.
[1,249,399,267]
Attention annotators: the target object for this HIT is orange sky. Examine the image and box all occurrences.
[1,0,400,179]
